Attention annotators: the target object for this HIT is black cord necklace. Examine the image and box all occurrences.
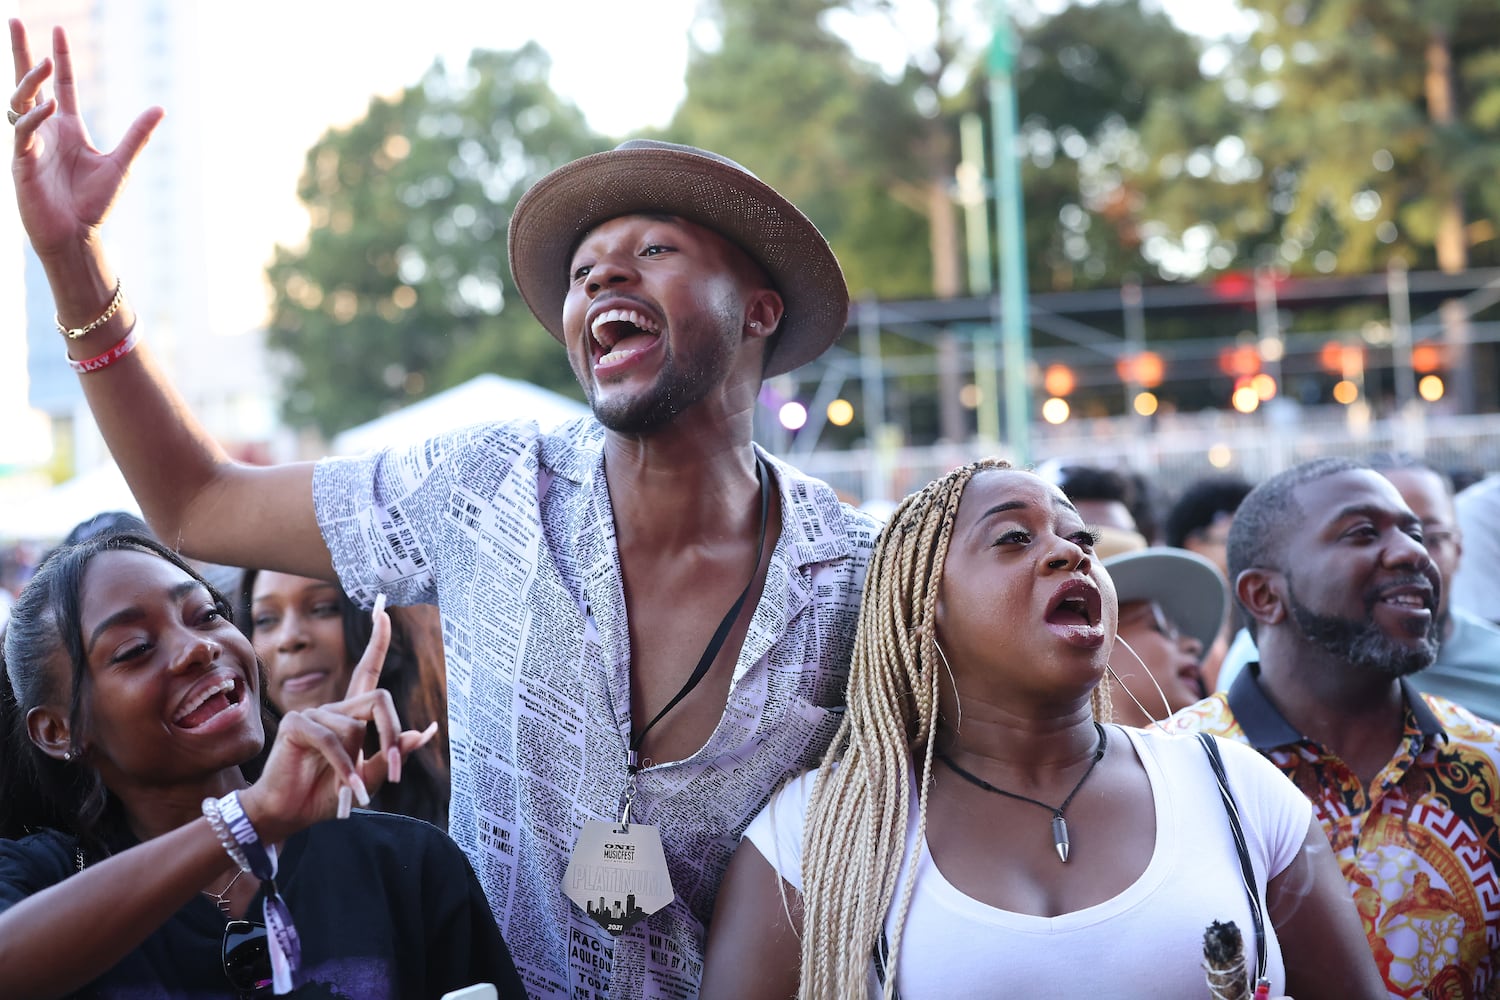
[937,722,1108,864]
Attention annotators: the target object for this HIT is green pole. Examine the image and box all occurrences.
[959,112,1000,445]
[989,5,1031,463]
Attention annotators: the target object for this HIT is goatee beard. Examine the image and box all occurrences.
[1286,579,1439,679]
[586,326,738,434]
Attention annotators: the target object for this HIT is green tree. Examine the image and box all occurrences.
[665,0,938,301]
[265,45,605,437]
[1132,0,1500,408]
[1006,0,1210,291]
[666,0,1005,443]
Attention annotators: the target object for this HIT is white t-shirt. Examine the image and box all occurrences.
[744,726,1311,996]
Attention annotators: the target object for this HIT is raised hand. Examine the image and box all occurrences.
[8,19,164,260]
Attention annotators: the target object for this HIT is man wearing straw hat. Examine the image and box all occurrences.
[9,19,877,999]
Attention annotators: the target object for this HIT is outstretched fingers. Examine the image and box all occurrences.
[9,19,51,133]
[108,104,165,166]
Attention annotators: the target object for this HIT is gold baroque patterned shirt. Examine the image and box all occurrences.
[1162,665,1500,999]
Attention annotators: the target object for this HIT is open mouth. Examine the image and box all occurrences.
[172,675,245,730]
[1374,581,1434,614]
[1045,580,1102,628]
[591,307,662,370]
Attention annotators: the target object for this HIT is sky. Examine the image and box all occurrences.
[0,0,1251,456]
[192,0,1251,330]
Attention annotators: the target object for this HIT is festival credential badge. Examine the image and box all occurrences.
[564,821,674,935]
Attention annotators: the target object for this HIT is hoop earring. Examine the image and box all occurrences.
[1105,636,1174,734]
[933,639,963,734]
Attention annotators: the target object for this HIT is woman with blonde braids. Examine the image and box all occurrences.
[700,462,1381,998]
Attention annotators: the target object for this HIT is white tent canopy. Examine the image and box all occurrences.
[0,375,590,543]
[332,373,590,456]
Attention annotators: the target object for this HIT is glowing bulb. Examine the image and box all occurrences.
[778,401,808,430]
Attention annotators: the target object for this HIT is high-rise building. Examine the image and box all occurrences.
[16,0,287,482]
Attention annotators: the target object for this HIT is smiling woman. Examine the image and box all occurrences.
[0,533,521,999]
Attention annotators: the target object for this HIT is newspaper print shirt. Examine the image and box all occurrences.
[312,418,878,1000]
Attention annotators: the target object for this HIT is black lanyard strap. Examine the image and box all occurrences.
[626,455,771,773]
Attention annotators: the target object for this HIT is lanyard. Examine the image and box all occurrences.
[620,456,771,816]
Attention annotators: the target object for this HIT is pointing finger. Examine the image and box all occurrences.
[343,593,390,700]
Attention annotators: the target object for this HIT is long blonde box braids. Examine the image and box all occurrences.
[798,460,1110,998]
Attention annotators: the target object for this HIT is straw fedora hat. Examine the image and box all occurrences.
[507,140,850,377]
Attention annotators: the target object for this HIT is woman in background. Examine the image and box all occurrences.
[243,569,450,828]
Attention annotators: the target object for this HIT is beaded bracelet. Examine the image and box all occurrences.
[201,796,252,874]
[65,325,140,375]
[216,790,275,877]
[56,279,125,340]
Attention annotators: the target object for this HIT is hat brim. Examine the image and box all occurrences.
[1103,548,1229,653]
[508,145,850,378]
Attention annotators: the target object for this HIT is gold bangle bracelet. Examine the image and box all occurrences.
[56,279,125,340]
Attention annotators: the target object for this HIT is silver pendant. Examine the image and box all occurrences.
[1051,814,1070,863]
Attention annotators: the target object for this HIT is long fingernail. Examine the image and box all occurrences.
[337,784,353,819]
[350,772,371,807]
[372,593,387,617]
[388,746,402,783]
[419,721,439,746]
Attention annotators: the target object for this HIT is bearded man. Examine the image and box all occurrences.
[1164,457,1500,997]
